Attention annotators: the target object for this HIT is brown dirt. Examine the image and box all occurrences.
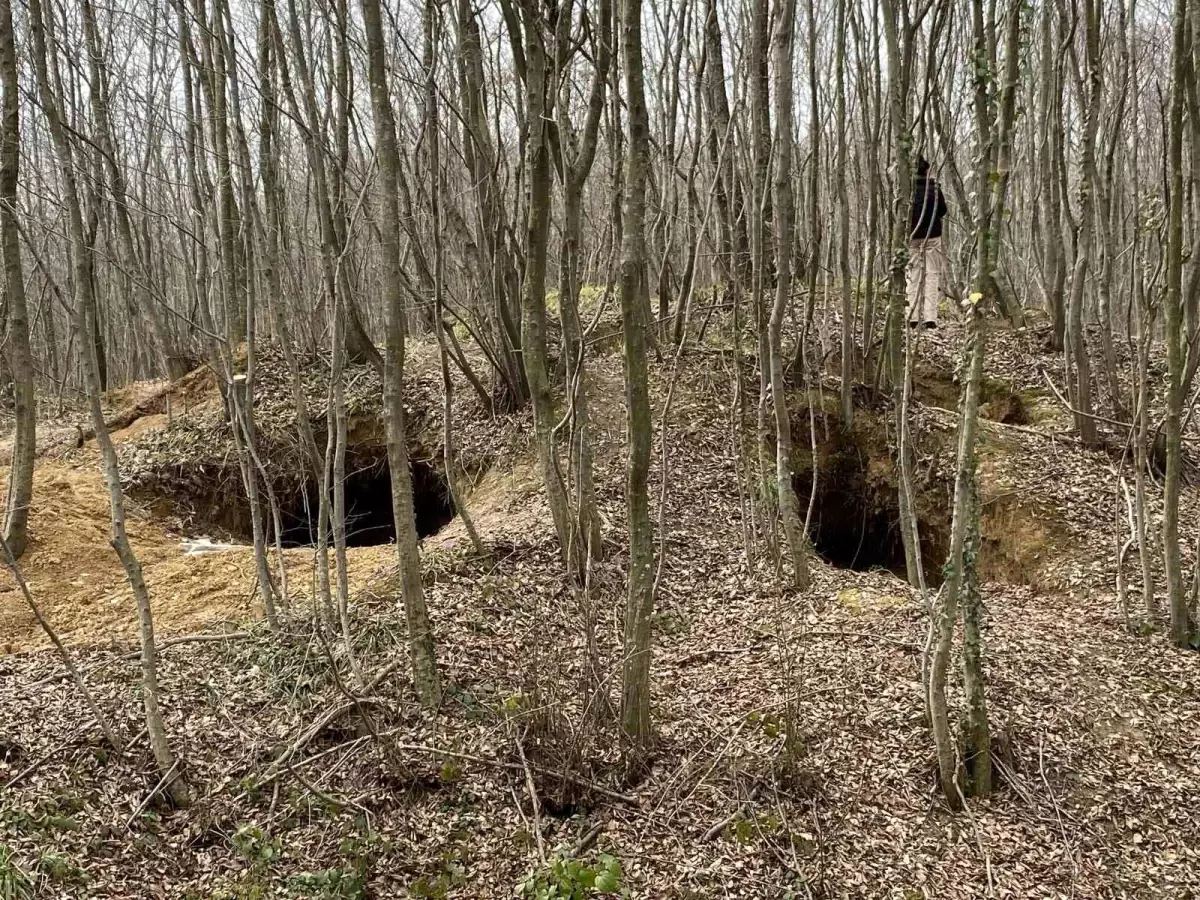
[0,445,257,653]
[0,435,448,653]
[791,391,1077,590]
[0,345,1085,656]
[0,379,550,654]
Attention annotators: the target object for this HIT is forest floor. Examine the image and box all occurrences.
[1,312,1199,898]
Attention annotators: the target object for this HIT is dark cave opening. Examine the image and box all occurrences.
[276,457,456,548]
[177,453,457,548]
[794,430,948,584]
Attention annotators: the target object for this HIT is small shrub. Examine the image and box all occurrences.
[289,867,367,899]
[232,823,280,871]
[205,878,271,900]
[516,852,623,899]
[34,850,86,885]
[409,846,468,899]
[727,810,782,845]
[1,795,81,837]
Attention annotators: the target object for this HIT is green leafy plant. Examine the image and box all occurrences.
[2,794,83,837]
[231,823,280,871]
[34,850,85,885]
[289,867,367,899]
[204,879,270,900]
[728,810,783,845]
[0,845,33,900]
[516,852,623,899]
[409,846,468,899]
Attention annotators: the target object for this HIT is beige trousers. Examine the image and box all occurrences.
[906,237,945,325]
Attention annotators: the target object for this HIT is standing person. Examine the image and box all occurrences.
[907,155,948,328]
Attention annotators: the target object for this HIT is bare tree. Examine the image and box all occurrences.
[27,0,191,806]
[512,0,583,576]
[361,0,442,704]
[556,0,612,566]
[769,0,810,591]
[0,0,33,560]
[928,0,1022,805]
[881,0,926,589]
[1163,0,1191,648]
[617,0,656,753]
[1063,0,1101,448]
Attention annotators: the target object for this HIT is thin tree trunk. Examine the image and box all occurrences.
[0,0,33,560]
[28,0,190,806]
[1037,3,1065,350]
[515,0,580,576]
[835,0,854,429]
[329,297,359,680]
[750,0,774,551]
[1066,0,1101,448]
[550,0,607,565]
[617,0,656,753]
[769,0,810,591]
[881,0,924,589]
[427,0,484,559]
[361,0,442,704]
[1164,0,1190,647]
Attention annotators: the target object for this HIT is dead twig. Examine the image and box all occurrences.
[704,794,757,842]
[265,697,388,780]
[573,822,604,855]
[124,760,180,829]
[515,733,547,863]
[121,631,251,660]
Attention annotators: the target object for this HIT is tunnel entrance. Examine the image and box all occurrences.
[276,457,455,547]
[170,452,456,548]
[793,425,948,584]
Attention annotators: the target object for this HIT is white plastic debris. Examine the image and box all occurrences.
[181,538,237,556]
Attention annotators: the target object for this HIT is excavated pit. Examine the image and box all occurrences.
[275,456,455,547]
[168,451,455,548]
[790,400,1069,590]
[794,423,950,585]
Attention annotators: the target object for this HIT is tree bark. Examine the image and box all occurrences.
[769,0,810,591]
[881,0,924,589]
[361,0,442,704]
[1164,0,1190,647]
[1038,4,1065,350]
[617,0,656,753]
[514,0,580,576]
[557,0,612,565]
[1066,0,1101,448]
[835,0,854,429]
[0,0,34,560]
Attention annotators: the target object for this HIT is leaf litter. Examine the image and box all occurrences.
[0,318,1198,898]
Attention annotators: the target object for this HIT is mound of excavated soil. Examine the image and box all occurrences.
[0,448,259,652]
[0,344,545,653]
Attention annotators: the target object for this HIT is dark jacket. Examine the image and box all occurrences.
[910,175,948,240]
